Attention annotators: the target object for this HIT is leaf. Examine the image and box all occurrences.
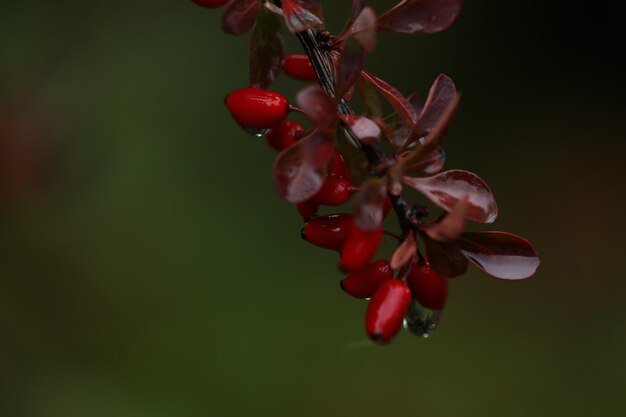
[400,73,459,151]
[360,70,418,126]
[391,231,417,271]
[404,170,498,224]
[281,0,323,33]
[296,85,337,132]
[422,197,468,241]
[377,0,464,36]
[222,0,261,36]
[341,0,365,36]
[350,7,377,53]
[388,91,423,148]
[272,130,334,203]
[371,116,397,146]
[407,91,425,118]
[402,145,445,174]
[335,37,364,100]
[401,91,459,169]
[336,129,370,185]
[414,74,458,141]
[352,179,386,230]
[386,163,404,196]
[422,234,468,278]
[357,75,383,118]
[249,6,284,89]
[339,115,381,145]
[456,232,540,280]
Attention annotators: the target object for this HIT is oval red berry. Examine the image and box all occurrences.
[191,0,229,8]
[407,263,448,310]
[296,199,319,221]
[328,149,351,181]
[339,225,383,272]
[341,259,393,299]
[365,279,412,345]
[266,120,304,151]
[282,54,317,81]
[225,87,289,130]
[301,214,353,251]
[313,177,351,206]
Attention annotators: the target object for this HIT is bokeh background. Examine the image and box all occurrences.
[2,1,625,416]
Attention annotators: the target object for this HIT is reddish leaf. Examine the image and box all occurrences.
[296,85,337,132]
[377,0,464,36]
[336,128,370,185]
[336,37,364,100]
[407,91,425,118]
[361,70,418,126]
[386,164,403,196]
[403,170,498,224]
[341,0,365,35]
[357,75,383,118]
[352,179,386,230]
[422,197,468,241]
[339,115,381,145]
[401,145,445,174]
[456,232,540,280]
[367,115,397,146]
[400,74,459,152]
[272,130,334,203]
[222,0,261,36]
[350,7,377,53]
[422,234,468,278]
[401,92,459,169]
[388,91,423,148]
[415,74,457,137]
[420,92,459,150]
[249,6,284,89]
[390,231,417,271]
[281,0,323,33]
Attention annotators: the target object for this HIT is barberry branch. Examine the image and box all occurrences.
[199,0,540,345]
[301,28,415,232]
[273,1,416,234]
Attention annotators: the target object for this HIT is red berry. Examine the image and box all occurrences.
[313,177,351,206]
[339,225,383,272]
[296,199,319,221]
[191,0,229,8]
[282,54,317,81]
[301,214,353,251]
[365,279,412,345]
[329,149,351,181]
[407,263,448,310]
[225,87,289,130]
[383,197,393,218]
[266,120,304,151]
[341,260,393,299]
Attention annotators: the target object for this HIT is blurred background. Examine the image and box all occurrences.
[1,1,625,416]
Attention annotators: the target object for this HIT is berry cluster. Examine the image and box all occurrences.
[192,0,540,344]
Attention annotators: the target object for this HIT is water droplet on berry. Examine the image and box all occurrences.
[244,127,270,137]
[430,15,437,22]
[404,299,441,338]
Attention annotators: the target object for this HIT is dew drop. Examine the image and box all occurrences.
[244,127,270,137]
[404,299,440,338]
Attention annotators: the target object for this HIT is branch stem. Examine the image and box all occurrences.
[274,1,416,233]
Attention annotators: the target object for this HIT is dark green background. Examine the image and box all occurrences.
[2,1,625,416]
